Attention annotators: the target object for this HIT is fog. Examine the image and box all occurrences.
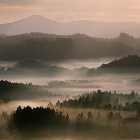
[0,101,139,139]
[0,59,113,85]
[47,59,111,69]
[1,75,140,96]
[0,58,112,69]
[1,59,140,139]
[0,101,49,114]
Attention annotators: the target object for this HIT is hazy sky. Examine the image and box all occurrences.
[0,0,140,24]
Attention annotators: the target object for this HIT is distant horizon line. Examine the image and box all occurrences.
[1,15,140,25]
[0,32,135,39]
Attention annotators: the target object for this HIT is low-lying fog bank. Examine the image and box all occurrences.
[0,57,140,139]
[1,78,140,103]
[0,86,140,139]
[0,102,140,140]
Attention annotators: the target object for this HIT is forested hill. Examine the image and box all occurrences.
[114,32,140,49]
[0,34,139,60]
[56,90,140,110]
[100,55,140,69]
[0,80,60,100]
[87,55,140,75]
[15,60,49,69]
[0,60,70,76]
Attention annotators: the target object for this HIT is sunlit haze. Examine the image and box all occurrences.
[1,1,140,139]
[0,0,140,24]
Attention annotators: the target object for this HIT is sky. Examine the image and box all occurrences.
[0,0,140,24]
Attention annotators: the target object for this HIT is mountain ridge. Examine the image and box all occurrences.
[0,15,140,38]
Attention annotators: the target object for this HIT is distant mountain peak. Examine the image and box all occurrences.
[29,15,44,18]
[0,15,140,37]
[17,15,53,22]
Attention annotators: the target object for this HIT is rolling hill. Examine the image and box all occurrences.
[99,55,140,69]
[87,55,140,75]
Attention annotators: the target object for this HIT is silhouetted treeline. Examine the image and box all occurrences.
[0,33,88,45]
[75,111,123,130]
[74,109,140,139]
[114,32,140,49]
[0,80,46,92]
[0,80,60,100]
[0,33,139,60]
[3,56,140,77]
[14,60,70,75]
[88,55,140,75]
[2,105,140,139]
[0,38,74,60]
[56,90,140,110]
[10,106,69,132]
[0,60,70,76]
[0,60,89,76]
[48,79,122,88]
[100,55,140,68]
